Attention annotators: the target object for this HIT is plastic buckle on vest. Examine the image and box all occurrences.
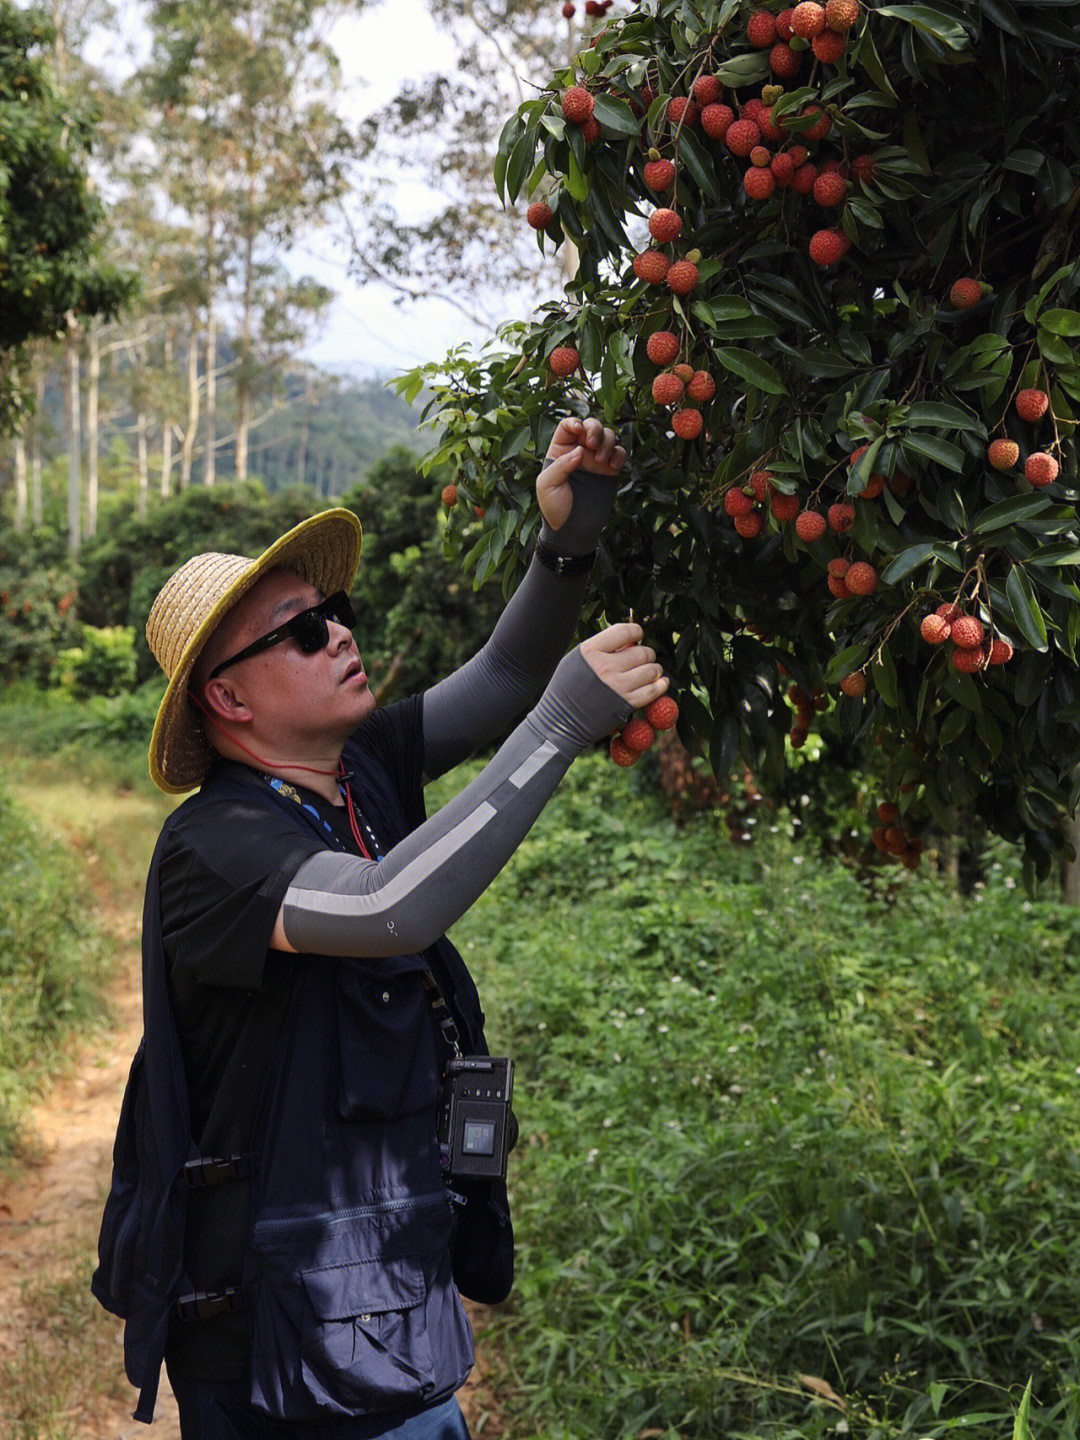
[182,1154,251,1188]
[175,1288,243,1321]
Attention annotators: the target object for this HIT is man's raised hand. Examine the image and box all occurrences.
[579,623,669,712]
[537,417,626,534]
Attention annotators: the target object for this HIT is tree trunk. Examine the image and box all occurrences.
[297,373,310,488]
[136,410,149,516]
[86,321,100,538]
[235,226,255,483]
[65,319,81,555]
[13,432,27,532]
[205,301,217,486]
[31,360,44,526]
[1061,813,1080,905]
[161,327,174,497]
[181,317,199,490]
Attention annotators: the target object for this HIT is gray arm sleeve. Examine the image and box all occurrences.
[422,468,620,779]
[282,647,631,957]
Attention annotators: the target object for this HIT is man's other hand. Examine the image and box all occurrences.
[579,623,669,712]
[537,417,626,534]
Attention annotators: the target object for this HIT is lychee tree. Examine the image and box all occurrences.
[396,0,1080,882]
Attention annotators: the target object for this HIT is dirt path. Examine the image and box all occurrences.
[0,782,498,1438]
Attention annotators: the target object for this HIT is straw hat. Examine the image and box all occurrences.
[145,509,363,794]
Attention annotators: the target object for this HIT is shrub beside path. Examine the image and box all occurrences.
[0,776,499,1438]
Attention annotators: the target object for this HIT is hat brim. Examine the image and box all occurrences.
[148,508,363,794]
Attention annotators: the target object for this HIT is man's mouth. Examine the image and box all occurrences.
[342,659,366,685]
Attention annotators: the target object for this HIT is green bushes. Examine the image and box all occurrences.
[0,790,110,1159]
[439,755,1080,1440]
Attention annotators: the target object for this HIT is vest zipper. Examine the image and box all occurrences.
[253,1191,448,1239]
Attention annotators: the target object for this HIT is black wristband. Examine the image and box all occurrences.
[533,536,596,576]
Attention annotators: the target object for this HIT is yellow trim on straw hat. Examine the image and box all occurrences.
[146,508,363,794]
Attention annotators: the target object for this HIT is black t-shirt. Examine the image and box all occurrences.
[159,697,429,1382]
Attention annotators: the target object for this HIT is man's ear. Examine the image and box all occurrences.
[201,678,253,724]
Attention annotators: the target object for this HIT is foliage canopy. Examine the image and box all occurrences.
[401,0,1080,880]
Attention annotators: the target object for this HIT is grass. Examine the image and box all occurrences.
[431,752,1080,1440]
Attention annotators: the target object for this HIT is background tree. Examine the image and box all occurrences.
[400,0,1080,883]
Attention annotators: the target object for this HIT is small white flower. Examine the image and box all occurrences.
[603,1116,614,1128]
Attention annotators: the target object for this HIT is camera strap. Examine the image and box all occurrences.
[422,970,463,1068]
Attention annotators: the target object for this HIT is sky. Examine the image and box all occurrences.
[92,0,524,380]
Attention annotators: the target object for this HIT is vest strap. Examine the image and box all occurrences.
[182,1154,251,1188]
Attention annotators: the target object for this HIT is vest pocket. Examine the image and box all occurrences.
[335,967,439,1121]
[247,1196,471,1420]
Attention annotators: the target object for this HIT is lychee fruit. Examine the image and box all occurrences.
[725,119,761,156]
[673,363,695,382]
[849,153,878,185]
[776,6,796,38]
[791,2,827,37]
[795,509,827,541]
[701,103,735,140]
[951,616,985,650]
[809,229,850,266]
[561,2,574,15]
[771,152,796,185]
[813,171,847,207]
[825,0,859,28]
[987,438,1019,470]
[827,575,851,599]
[827,501,854,533]
[750,470,774,500]
[769,41,802,76]
[951,647,986,673]
[812,28,847,62]
[582,116,601,140]
[441,484,458,507]
[792,162,819,195]
[887,470,913,495]
[693,75,723,105]
[787,144,810,167]
[645,695,679,730]
[652,373,685,405]
[648,208,683,243]
[771,493,800,522]
[749,145,772,166]
[561,86,595,124]
[827,558,850,577]
[610,734,641,766]
[527,201,554,229]
[548,346,580,377]
[840,672,866,697]
[644,159,676,191]
[877,801,900,824]
[1025,452,1059,487]
[936,602,963,623]
[747,9,777,46]
[950,277,983,309]
[801,105,832,142]
[724,487,755,517]
[646,330,680,365]
[1015,388,1049,422]
[622,716,657,752]
[666,260,699,295]
[672,407,703,440]
[920,614,950,644]
[734,512,764,538]
[845,561,877,595]
[989,638,1013,666]
[667,97,699,128]
[744,166,776,200]
[686,370,716,402]
[633,250,671,284]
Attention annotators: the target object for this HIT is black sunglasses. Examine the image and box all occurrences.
[208,591,356,680]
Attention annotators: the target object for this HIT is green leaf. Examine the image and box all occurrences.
[900,432,966,471]
[1040,308,1080,336]
[1006,565,1049,651]
[875,5,971,47]
[714,52,771,86]
[825,643,869,684]
[590,93,641,137]
[873,645,899,707]
[565,143,589,203]
[1003,149,1045,175]
[677,128,720,199]
[972,493,1056,534]
[903,401,986,436]
[1028,542,1080,567]
[880,542,937,583]
[938,706,969,746]
[714,348,787,395]
[505,131,536,203]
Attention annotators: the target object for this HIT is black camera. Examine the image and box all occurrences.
[436,1056,516,1182]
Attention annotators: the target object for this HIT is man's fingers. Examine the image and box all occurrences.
[582,622,644,654]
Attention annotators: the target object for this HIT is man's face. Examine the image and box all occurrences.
[200,568,375,750]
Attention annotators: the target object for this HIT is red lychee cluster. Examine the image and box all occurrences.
[786,682,826,748]
[870,802,924,870]
[1007,388,1062,487]
[609,695,680,767]
[722,470,799,538]
[823,556,877,600]
[918,604,1013,671]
